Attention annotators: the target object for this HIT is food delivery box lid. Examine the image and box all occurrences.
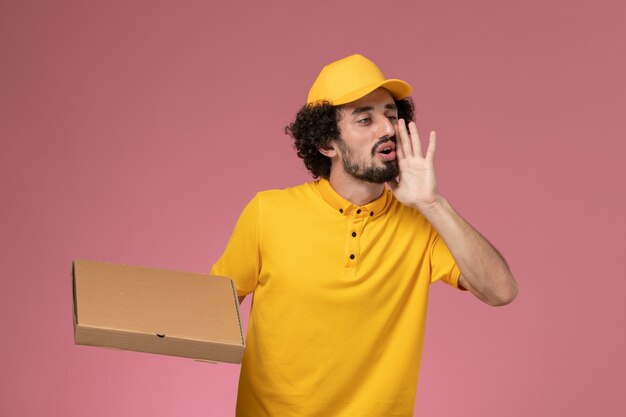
[72,259,244,363]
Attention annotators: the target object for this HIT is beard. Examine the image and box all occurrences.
[335,137,399,184]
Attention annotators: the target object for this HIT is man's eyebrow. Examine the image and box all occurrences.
[351,103,397,115]
[351,106,374,115]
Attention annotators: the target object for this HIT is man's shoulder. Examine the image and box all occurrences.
[251,181,319,207]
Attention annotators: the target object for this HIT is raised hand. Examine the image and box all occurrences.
[387,119,440,211]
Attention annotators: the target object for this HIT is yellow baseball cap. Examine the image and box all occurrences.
[306,54,412,105]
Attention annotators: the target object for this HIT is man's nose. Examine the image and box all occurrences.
[379,116,396,137]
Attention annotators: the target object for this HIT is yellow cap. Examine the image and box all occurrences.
[306,54,412,105]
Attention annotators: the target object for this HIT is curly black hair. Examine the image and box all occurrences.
[285,97,415,179]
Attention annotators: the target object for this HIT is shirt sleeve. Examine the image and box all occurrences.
[210,194,261,297]
[429,231,462,289]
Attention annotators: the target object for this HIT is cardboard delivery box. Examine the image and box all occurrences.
[72,259,244,363]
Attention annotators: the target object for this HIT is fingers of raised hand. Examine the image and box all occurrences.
[407,121,423,158]
[397,120,436,162]
[426,131,436,161]
[397,119,412,158]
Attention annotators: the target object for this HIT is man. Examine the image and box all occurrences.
[211,54,518,417]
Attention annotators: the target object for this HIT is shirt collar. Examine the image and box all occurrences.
[315,178,391,219]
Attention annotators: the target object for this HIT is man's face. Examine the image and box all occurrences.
[333,88,400,184]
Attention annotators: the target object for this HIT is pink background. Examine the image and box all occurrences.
[1,0,625,416]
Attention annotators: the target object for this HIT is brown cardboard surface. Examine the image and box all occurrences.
[72,259,244,363]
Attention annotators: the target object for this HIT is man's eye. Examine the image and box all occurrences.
[387,115,398,121]
[357,118,371,124]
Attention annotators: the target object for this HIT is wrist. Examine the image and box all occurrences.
[414,194,450,219]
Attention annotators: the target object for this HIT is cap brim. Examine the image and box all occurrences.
[331,79,412,105]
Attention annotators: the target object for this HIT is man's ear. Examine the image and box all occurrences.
[318,141,337,158]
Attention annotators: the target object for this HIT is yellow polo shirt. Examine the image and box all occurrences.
[211,179,460,417]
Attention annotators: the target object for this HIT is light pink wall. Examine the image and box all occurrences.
[1,0,624,416]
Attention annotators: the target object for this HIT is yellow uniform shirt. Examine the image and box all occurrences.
[211,179,460,417]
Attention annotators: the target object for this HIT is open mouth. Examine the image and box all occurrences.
[374,140,396,156]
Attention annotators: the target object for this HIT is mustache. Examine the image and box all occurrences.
[371,136,396,157]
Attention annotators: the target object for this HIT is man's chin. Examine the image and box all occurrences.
[353,165,399,184]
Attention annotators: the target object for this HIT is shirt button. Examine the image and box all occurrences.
[370,211,374,216]
[356,209,361,214]
[339,208,343,213]
[351,232,357,237]
[349,254,355,260]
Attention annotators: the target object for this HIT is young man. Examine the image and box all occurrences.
[211,54,518,417]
